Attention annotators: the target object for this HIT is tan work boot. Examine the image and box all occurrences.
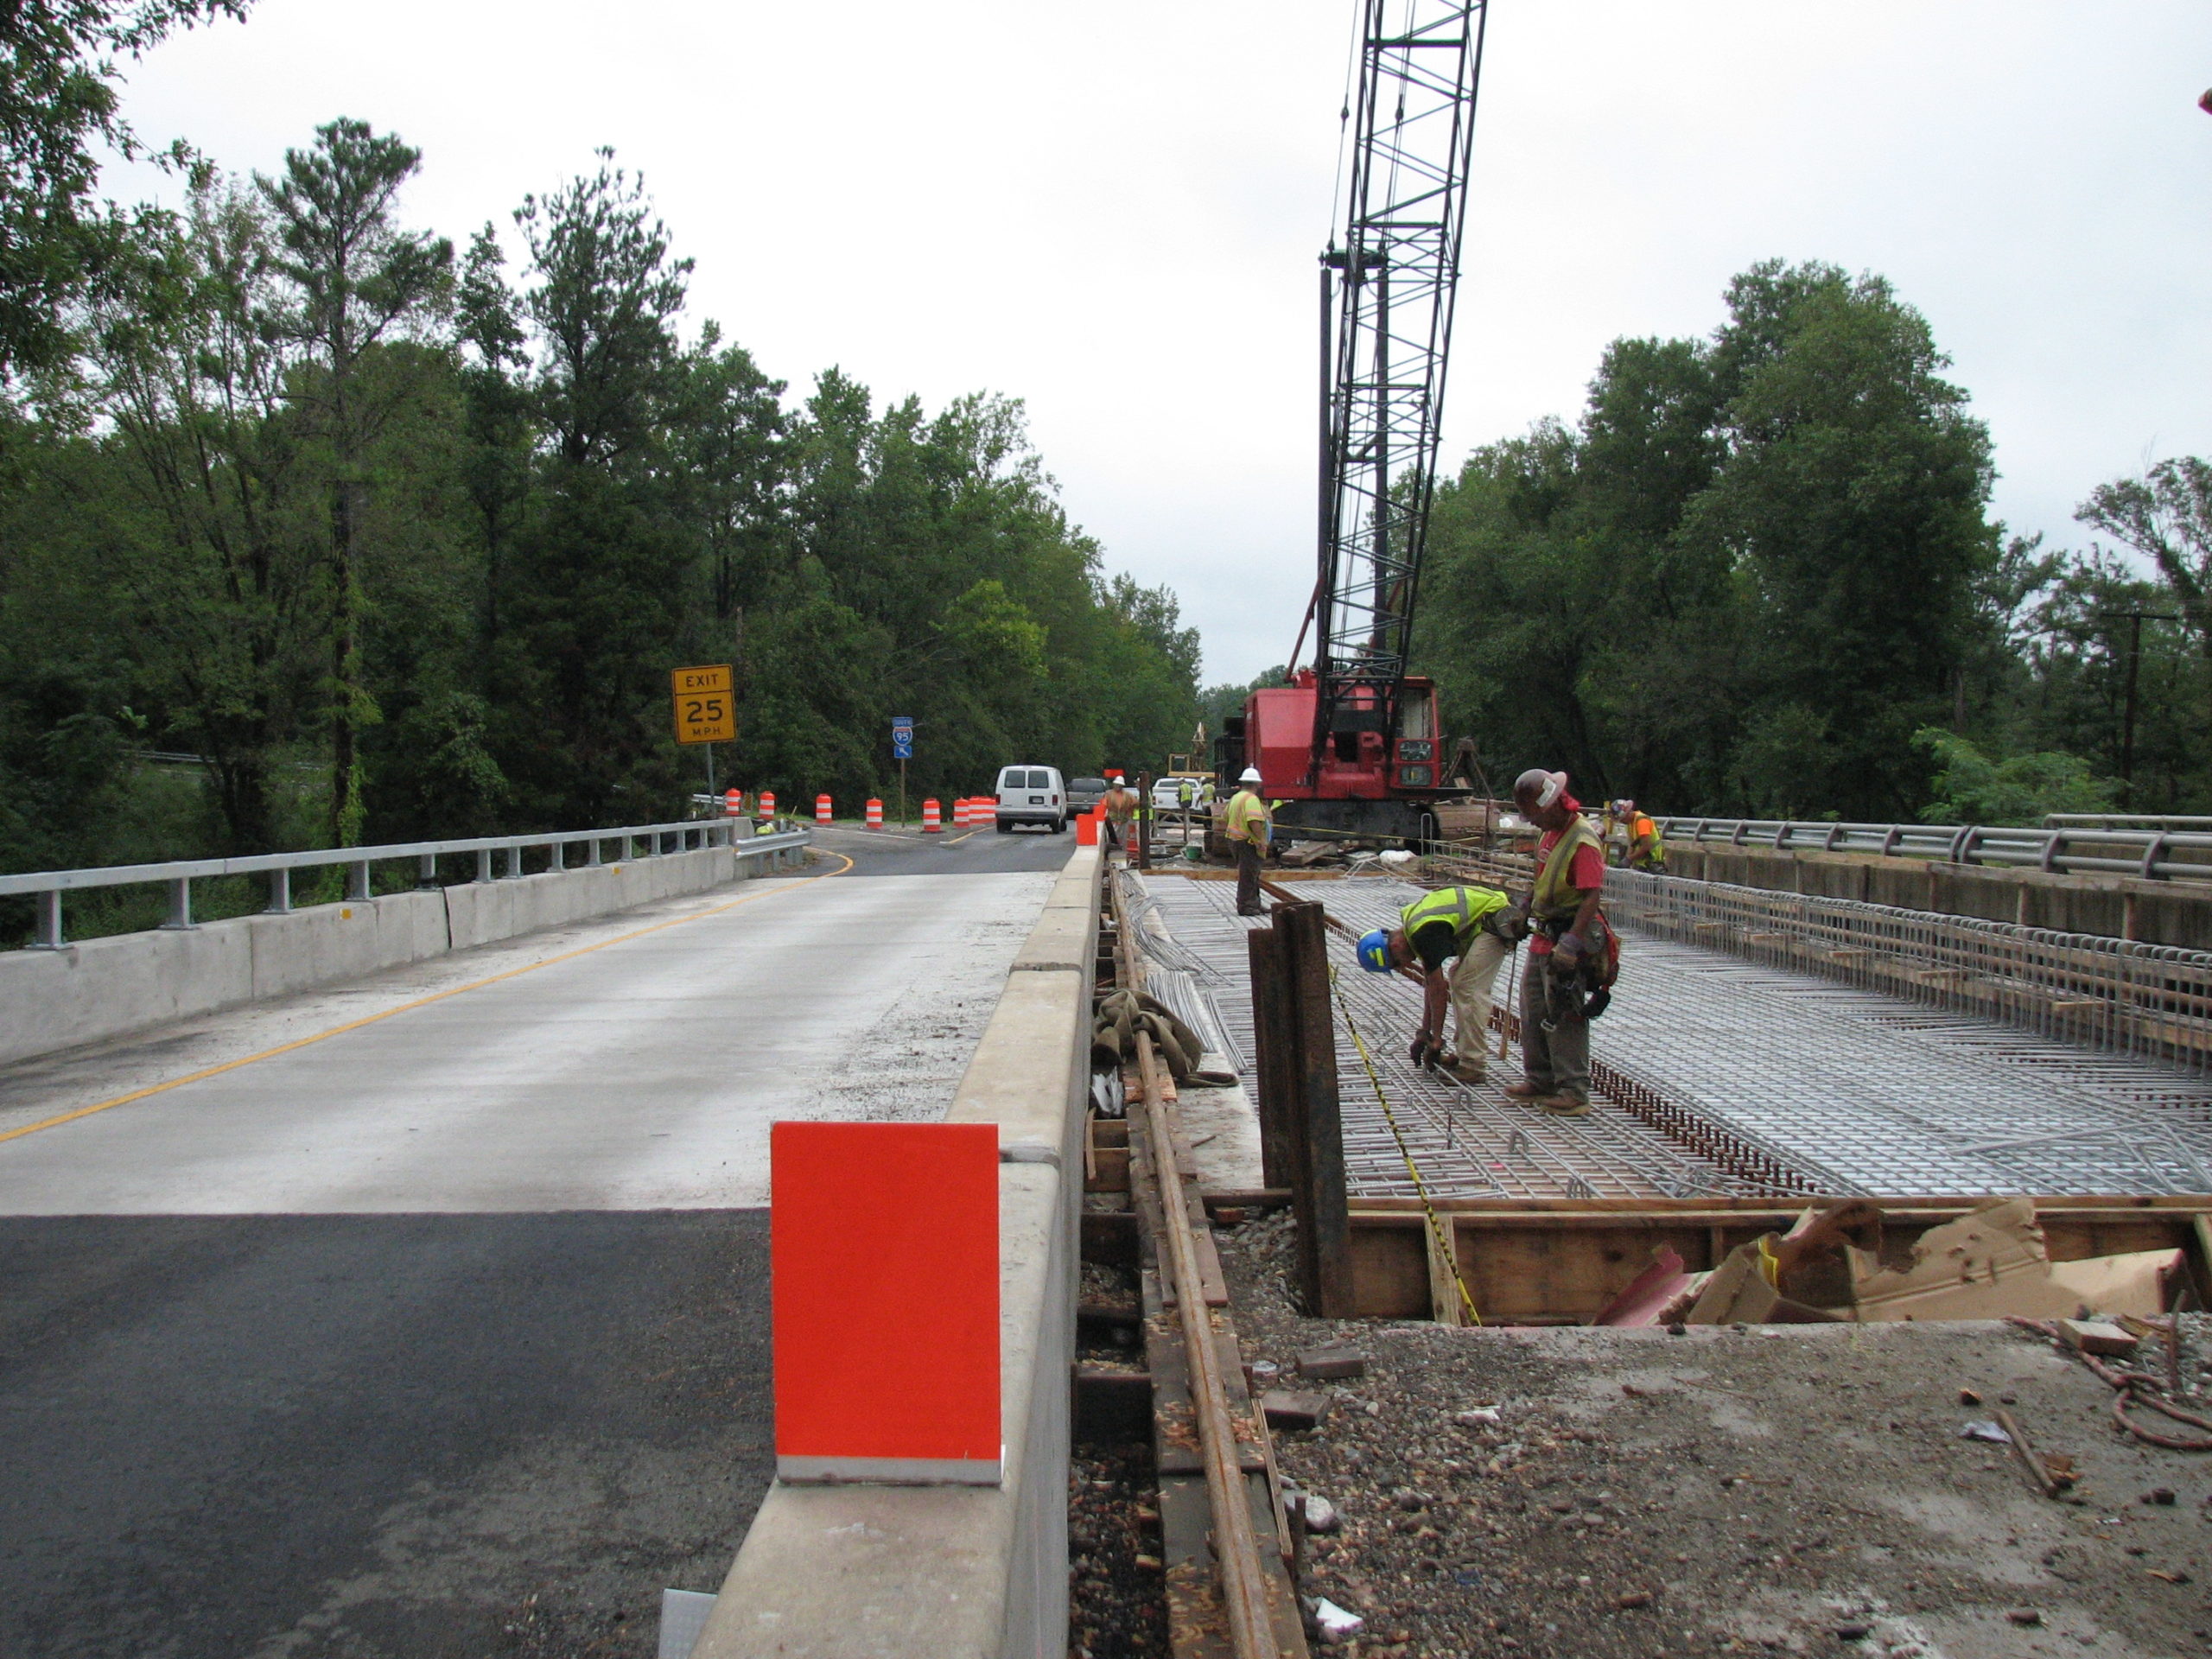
[1540,1094,1592,1117]
[1503,1081,1543,1102]
[1447,1058,1489,1085]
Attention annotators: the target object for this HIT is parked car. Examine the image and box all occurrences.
[995,765,1066,833]
[1065,776,1111,815]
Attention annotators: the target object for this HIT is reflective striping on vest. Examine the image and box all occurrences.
[1399,884,1509,950]
[1225,790,1268,842]
[1531,816,1603,919]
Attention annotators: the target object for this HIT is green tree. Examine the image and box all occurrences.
[0,0,247,386]
[258,117,452,843]
[1913,727,2115,825]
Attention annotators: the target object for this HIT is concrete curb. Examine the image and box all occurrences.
[0,833,802,1069]
[693,843,1101,1659]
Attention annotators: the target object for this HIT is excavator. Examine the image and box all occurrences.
[1217,0,1490,846]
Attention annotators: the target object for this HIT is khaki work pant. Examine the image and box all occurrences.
[1446,931,1511,1063]
[1518,954,1592,1103]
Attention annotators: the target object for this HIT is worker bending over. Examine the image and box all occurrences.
[1224,766,1270,916]
[1508,768,1612,1116]
[1354,884,1517,1085]
[1610,798,1665,872]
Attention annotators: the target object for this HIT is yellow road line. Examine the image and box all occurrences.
[0,851,858,1149]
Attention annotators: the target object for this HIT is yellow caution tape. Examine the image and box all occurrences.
[1332,966,1483,1326]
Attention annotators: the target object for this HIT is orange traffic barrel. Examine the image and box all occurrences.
[923,799,941,833]
[815,794,832,824]
[866,798,884,829]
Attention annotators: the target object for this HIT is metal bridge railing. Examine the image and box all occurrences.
[1655,816,2212,882]
[1604,868,2212,1074]
[1,817,809,950]
[1414,844,2212,1074]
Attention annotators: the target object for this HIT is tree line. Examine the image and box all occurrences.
[0,11,1200,880]
[1398,259,2208,826]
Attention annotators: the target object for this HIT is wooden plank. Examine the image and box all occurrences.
[1158,1474,1235,1659]
[1247,926,1301,1192]
[1079,1209,1138,1267]
[1280,901,1354,1318]
[1426,1214,1463,1326]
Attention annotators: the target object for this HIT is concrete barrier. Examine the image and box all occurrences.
[0,836,799,1070]
[1663,842,2212,951]
[693,844,1101,1659]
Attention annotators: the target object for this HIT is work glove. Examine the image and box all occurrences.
[1554,931,1587,968]
[1408,1030,1435,1068]
[1485,909,1529,944]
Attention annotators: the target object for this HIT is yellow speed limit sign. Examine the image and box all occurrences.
[672,664,735,744]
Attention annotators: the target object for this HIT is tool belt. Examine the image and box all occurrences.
[1535,912,1620,1020]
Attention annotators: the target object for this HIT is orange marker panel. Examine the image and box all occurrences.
[771,1121,1001,1484]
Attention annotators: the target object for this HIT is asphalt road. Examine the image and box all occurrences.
[0,830,1071,1656]
[808,817,1079,876]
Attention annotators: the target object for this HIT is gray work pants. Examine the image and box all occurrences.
[1234,840,1263,914]
[1518,952,1591,1103]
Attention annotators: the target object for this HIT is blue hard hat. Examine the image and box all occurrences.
[1357,928,1394,974]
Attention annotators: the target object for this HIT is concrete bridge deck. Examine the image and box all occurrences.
[0,825,1072,1658]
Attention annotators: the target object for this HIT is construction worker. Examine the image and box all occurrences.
[1102,777,1137,851]
[1617,799,1665,872]
[1224,766,1270,916]
[1507,768,1610,1116]
[1354,883,1519,1084]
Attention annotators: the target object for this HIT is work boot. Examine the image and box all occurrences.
[1503,1081,1544,1102]
[1540,1094,1592,1117]
[1447,1057,1488,1085]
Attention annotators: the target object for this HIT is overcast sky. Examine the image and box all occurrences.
[106,1,2212,684]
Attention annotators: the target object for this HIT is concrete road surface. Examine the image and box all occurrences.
[0,828,1073,1656]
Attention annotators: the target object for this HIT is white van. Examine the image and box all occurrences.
[995,765,1066,833]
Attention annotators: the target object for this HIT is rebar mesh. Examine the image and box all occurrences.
[1122,868,2212,1200]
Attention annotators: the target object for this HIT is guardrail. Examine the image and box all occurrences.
[1656,816,2212,882]
[1,817,804,950]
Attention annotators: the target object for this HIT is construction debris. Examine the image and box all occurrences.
[1261,1389,1333,1433]
[2058,1317,2142,1357]
[1650,1195,2186,1327]
[1296,1344,1367,1381]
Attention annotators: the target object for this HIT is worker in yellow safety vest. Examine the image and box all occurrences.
[1610,798,1665,872]
[1506,768,1610,1116]
[1224,766,1270,916]
[1354,883,1521,1085]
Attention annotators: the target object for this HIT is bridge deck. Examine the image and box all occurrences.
[1128,871,2212,1201]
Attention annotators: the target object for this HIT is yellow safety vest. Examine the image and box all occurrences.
[1400,885,1510,953]
[1531,815,1603,923]
[1225,789,1268,843]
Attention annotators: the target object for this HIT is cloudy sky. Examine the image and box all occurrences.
[107,1,2212,683]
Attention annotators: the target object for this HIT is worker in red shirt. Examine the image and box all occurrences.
[1505,767,1609,1116]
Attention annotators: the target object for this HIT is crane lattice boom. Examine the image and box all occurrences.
[1314,0,1488,762]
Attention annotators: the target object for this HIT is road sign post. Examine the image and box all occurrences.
[891,716,913,828]
[673,664,735,799]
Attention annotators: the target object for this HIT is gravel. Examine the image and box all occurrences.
[1218,1208,2212,1659]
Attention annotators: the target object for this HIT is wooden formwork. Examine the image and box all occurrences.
[1341,1194,2212,1325]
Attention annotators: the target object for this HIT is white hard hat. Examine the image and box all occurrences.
[1239,766,1262,785]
